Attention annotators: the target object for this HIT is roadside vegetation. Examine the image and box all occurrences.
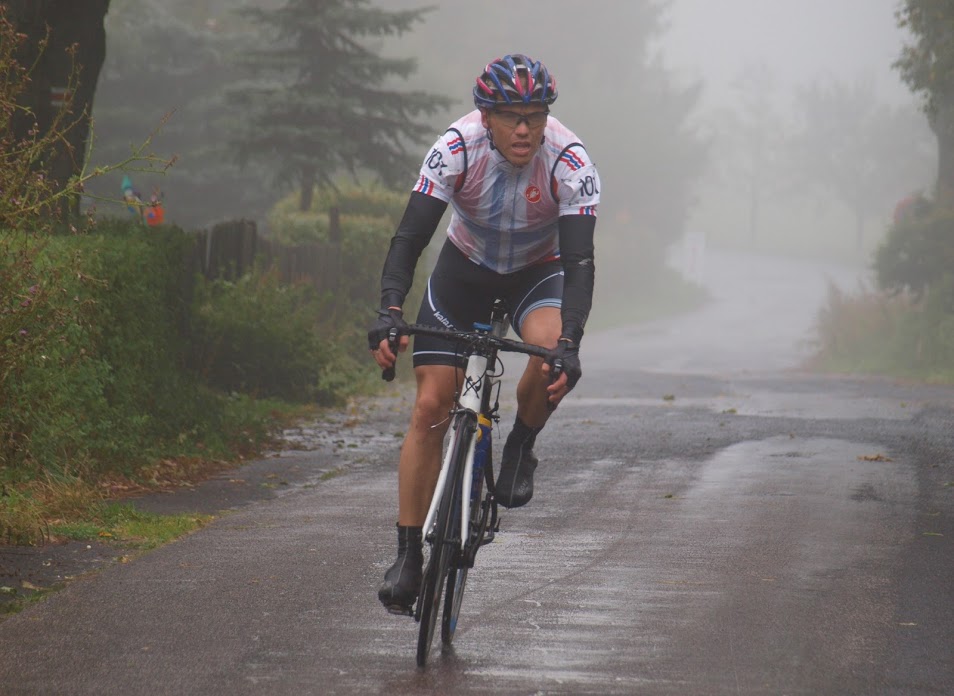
[808,1,954,384]
[1,0,702,580]
[0,4,390,551]
[809,206,954,384]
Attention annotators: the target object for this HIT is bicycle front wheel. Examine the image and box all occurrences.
[442,424,488,645]
[416,413,472,667]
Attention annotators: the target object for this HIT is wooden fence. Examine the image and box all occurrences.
[192,219,344,291]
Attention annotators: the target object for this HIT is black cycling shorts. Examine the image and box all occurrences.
[412,240,563,368]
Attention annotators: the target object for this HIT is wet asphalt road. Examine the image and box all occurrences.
[1,249,953,695]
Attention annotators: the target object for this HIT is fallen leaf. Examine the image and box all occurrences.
[858,454,893,462]
[21,581,42,591]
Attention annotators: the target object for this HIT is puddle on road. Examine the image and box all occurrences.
[563,392,917,421]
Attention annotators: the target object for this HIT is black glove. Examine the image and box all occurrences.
[547,339,582,391]
[367,308,408,351]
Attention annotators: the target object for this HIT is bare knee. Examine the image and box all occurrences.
[519,306,561,348]
[407,366,458,440]
[410,391,451,433]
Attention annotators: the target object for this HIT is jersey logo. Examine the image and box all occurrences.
[426,148,448,177]
[524,184,542,203]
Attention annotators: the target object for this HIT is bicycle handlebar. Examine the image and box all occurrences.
[380,323,561,383]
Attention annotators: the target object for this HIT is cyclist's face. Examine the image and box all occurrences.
[481,104,549,167]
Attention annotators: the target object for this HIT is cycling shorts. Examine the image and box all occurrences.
[412,240,563,368]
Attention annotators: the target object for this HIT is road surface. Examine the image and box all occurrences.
[1,249,952,695]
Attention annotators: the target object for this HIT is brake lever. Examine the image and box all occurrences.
[546,355,564,411]
[382,327,399,382]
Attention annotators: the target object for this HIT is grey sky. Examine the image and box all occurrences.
[660,0,911,106]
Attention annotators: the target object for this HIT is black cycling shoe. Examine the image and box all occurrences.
[378,525,423,615]
[495,439,539,509]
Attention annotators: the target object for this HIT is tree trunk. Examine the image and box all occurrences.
[7,0,110,219]
[932,94,954,206]
[299,166,316,212]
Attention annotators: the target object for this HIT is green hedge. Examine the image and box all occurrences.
[2,181,425,483]
[1,222,273,479]
[189,269,378,403]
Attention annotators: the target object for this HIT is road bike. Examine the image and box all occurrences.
[382,300,561,667]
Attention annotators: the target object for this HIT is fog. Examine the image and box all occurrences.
[384,0,930,264]
[658,0,931,264]
[663,0,910,106]
[91,0,932,287]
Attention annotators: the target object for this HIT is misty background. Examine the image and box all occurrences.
[85,0,934,291]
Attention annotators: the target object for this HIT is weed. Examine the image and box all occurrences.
[809,280,954,383]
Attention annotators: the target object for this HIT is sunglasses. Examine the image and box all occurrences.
[492,109,549,129]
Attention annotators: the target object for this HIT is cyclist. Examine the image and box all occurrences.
[368,54,600,613]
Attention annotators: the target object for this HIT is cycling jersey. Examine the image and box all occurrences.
[413,110,600,274]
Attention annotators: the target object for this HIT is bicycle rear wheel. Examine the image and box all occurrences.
[416,413,471,667]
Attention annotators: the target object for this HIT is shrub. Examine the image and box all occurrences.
[1,222,293,482]
[191,269,328,402]
[810,278,954,382]
[4,225,180,473]
[189,266,381,405]
[875,202,954,295]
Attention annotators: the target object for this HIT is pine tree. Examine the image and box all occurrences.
[228,0,450,211]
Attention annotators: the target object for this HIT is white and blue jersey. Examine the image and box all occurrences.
[412,110,600,274]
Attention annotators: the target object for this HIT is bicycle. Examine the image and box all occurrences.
[382,299,562,667]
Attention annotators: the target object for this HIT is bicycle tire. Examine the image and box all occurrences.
[416,413,472,667]
[442,423,489,645]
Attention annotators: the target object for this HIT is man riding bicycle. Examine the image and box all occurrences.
[368,54,601,614]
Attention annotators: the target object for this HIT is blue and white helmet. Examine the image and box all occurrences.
[473,54,558,109]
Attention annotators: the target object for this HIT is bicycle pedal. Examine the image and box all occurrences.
[384,604,414,617]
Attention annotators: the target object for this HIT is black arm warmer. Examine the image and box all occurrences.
[558,214,596,345]
[380,192,448,310]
